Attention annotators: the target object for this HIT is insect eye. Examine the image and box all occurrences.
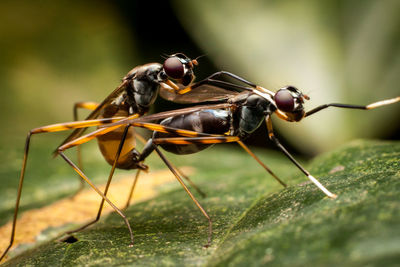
[163,57,184,79]
[274,89,295,112]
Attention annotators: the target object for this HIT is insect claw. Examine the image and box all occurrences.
[137,162,149,172]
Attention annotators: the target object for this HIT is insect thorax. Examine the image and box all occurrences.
[128,63,163,114]
[234,94,274,137]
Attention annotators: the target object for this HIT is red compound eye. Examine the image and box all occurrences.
[163,57,184,79]
[274,89,295,112]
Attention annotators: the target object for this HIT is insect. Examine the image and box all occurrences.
[2,66,398,261]
[0,53,212,262]
[105,71,400,247]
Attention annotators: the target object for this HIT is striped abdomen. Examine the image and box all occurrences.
[155,109,230,154]
[96,105,138,170]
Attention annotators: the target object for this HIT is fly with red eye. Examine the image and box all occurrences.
[0,52,210,262]
[112,70,399,200]
[163,57,185,79]
[274,86,309,121]
[2,60,399,260]
[161,53,199,86]
[104,71,399,247]
[1,56,290,261]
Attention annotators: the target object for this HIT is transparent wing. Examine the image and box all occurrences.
[104,102,236,128]
[160,84,239,104]
[56,79,131,148]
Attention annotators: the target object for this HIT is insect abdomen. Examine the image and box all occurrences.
[155,109,230,155]
[96,105,139,170]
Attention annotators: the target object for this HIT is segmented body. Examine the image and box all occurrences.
[97,63,162,169]
[154,93,275,155]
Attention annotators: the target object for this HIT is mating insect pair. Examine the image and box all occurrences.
[1,53,399,262]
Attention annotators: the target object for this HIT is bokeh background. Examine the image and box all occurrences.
[0,0,399,222]
[1,0,399,153]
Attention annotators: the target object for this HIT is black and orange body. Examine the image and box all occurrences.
[92,64,160,170]
[155,109,231,154]
[96,105,139,170]
[57,53,200,170]
[134,92,263,164]
[111,74,399,204]
[50,68,400,254]
[2,56,399,263]
[0,53,207,262]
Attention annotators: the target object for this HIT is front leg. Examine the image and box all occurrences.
[305,96,400,117]
[265,115,337,199]
[160,71,256,97]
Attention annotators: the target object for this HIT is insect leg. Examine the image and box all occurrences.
[58,120,215,198]
[176,77,254,95]
[156,148,207,198]
[128,123,232,202]
[136,135,239,160]
[305,96,400,117]
[58,150,135,246]
[72,101,100,196]
[134,131,207,198]
[153,136,240,145]
[154,146,212,247]
[137,126,285,189]
[65,125,132,236]
[55,112,144,153]
[0,132,31,262]
[56,124,143,244]
[0,117,135,262]
[122,129,144,209]
[185,71,259,94]
[73,102,99,121]
[57,125,124,151]
[124,169,141,209]
[174,167,207,198]
[130,122,218,138]
[236,141,287,187]
[202,71,257,87]
[162,72,256,95]
[73,101,99,167]
[265,115,337,199]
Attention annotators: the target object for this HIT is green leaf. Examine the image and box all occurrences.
[2,140,399,266]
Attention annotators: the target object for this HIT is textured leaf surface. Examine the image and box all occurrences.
[2,140,399,266]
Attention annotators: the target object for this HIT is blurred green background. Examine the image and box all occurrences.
[0,0,399,221]
[0,0,399,154]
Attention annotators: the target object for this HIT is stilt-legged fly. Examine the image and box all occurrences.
[0,53,210,262]
[1,66,398,260]
[105,71,400,247]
